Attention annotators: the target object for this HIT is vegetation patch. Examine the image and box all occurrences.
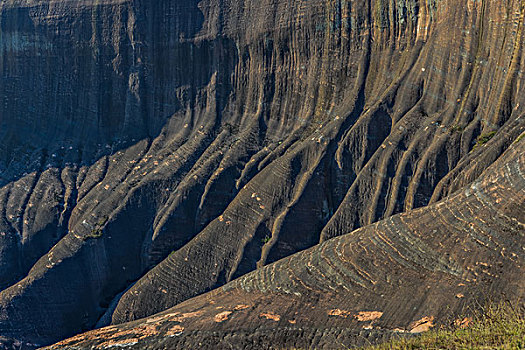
[449,124,464,134]
[515,132,525,144]
[87,228,103,239]
[364,303,525,350]
[83,216,109,240]
[473,131,497,149]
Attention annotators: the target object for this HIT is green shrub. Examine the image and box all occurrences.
[83,216,109,240]
[88,228,103,239]
[477,131,496,145]
[473,131,497,150]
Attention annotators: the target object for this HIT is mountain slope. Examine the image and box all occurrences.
[0,0,524,347]
[47,132,525,349]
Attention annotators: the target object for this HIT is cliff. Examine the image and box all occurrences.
[0,0,524,347]
[48,131,525,349]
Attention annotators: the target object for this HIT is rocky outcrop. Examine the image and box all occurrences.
[47,131,525,349]
[0,0,524,347]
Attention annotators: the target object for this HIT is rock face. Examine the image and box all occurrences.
[46,137,525,349]
[0,0,524,347]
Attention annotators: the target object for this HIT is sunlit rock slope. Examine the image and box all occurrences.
[48,128,525,350]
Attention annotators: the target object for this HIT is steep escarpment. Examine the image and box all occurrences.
[48,132,525,349]
[0,0,524,347]
[0,0,221,185]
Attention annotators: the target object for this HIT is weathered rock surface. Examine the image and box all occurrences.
[47,134,525,349]
[0,0,524,347]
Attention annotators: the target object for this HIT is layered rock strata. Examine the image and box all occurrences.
[0,0,524,346]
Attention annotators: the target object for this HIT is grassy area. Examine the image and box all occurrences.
[364,303,525,350]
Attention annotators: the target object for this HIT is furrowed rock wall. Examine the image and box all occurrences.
[0,0,524,346]
[47,126,525,350]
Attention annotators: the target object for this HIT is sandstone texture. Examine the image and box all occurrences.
[46,139,525,349]
[0,0,524,348]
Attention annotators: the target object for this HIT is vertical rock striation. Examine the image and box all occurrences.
[0,0,524,346]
